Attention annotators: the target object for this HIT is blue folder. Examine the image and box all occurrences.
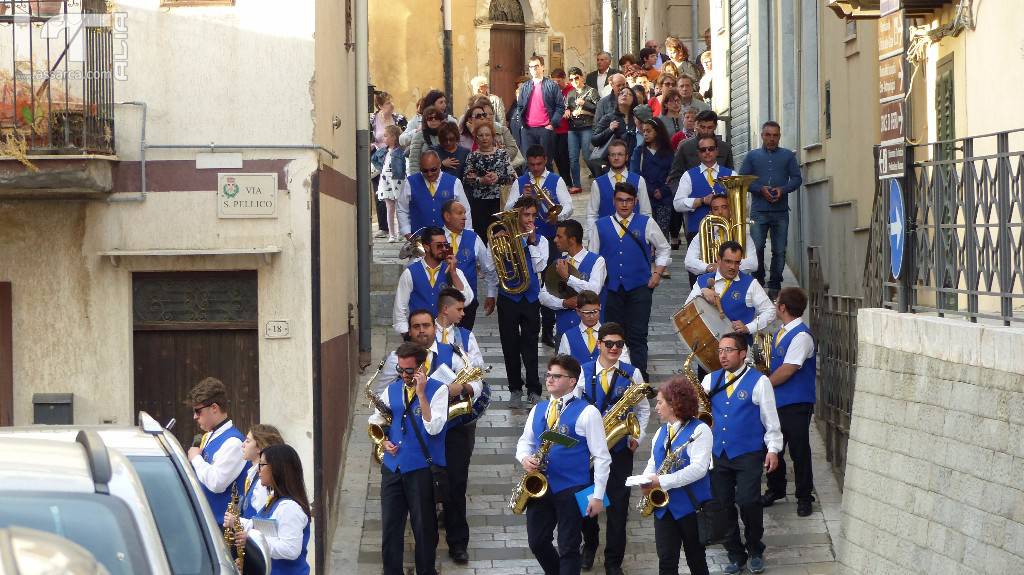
[575,484,611,517]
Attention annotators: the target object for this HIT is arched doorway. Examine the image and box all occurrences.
[488,0,526,115]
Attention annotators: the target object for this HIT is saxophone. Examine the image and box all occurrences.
[448,346,492,419]
[223,484,246,572]
[602,372,656,450]
[508,438,554,515]
[682,348,713,427]
[364,358,393,464]
[637,429,703,517]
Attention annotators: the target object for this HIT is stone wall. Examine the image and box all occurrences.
[836,309,1024,574]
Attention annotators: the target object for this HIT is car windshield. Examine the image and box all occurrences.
[0,492,151,575]
[129,456,215,575]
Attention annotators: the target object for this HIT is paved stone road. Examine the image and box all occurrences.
[329,192,840,575]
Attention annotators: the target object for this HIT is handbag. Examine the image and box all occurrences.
[683,486,732,545]
[408,410,450,505]
[589,138,611,162]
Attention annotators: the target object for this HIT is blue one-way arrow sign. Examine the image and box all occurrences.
[889,179,905,279]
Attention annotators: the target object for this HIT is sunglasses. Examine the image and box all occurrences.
[698,146,718,153]
[193,403,212,416]
[398,367,418,375]
[472,113,490,119]
[601,340,626,349]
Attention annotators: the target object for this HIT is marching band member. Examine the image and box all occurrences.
[489,195,549,409]
[379,309,467,393]
[187,377,249,525]
[442,199,496,331]
[577,322,650,574]
[762,287,817,517]
[397,149,473,237]
[674,135,734,286]
[435,287,485,368]
[703,333,782,575]
[589,181,671,380]
[392,226,474,335]
[685,240,775,340]
[641,377,713,575]
[586,139,653,232]
[683,194,758,277]
[371,342,453,575]
[239,424,284,519]
[557,290,632,366]
[506,145,574,347]
[516,354,610,575]
[538,219,606,342]
[234,444,312,575]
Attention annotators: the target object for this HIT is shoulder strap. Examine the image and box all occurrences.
[613,217,652,263]
[406,393,435,465]
[707,370,730,399]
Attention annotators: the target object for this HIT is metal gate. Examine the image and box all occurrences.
[728,0,751,161]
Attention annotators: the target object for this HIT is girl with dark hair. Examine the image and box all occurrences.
[399,89,458,148]
[631,117,675,276]
[407,106,446,174]
[592,87,639,153]
[235,444,311,575]
[640,377,713,575]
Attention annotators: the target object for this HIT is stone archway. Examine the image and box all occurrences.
[474,0,546,113]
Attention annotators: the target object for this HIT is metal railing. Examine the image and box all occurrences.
[870,129,1024,324]
[808,246,859,489]
[0,0,114,155]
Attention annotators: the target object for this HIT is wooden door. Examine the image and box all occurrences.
[489,26,525,116]
[132,272,259,447]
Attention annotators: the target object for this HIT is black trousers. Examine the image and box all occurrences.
[462,299,480,332]
[444,423,477,551]
[470,197,501,241]
[654,512,710,575]
[581,447,633,566]
[603,285,653,379]
[554,132,572,188]
[669,210,684,241]
[527,484,587,575]
[497,295,541,395]
[766,402,815,501]
[380,466,438,575]
[372,175,388,233]
[711,450,767,565]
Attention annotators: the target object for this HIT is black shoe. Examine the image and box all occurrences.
[759,490,785,507]
[449,548,469,565]
[541,334,556,348]
[604,565,624,575]
[797,498,814,517]
[766,287,780,300]
[581,546,597,570]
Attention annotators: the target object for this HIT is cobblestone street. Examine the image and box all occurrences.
[329,192,840,575]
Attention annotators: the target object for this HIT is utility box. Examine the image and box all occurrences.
[32,393,73,425]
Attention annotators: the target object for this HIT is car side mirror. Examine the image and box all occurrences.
[243,530,272,575]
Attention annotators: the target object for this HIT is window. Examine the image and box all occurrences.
[845,19,857,40]
[824,81,832,139]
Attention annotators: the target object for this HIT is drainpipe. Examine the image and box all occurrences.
[356,0,372,362]
[107,101,146,203]
[442,0,453,104]
[691,0,699,63]
[611,0,621,62]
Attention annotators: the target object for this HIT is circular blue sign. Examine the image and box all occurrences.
[888,179,905,279]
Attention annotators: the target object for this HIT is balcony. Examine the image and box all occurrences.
[827,0,958,20]
[0,0,116,198]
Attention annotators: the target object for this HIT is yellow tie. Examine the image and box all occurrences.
[721,278,733,297]
[705,167,715,187]
[615,172,623,184]
[725,371,737,398]
[667,424,678,445]
[617,217,630,238]
[244,474,252,496]
[199,432,210,450]
[774,327,786,348]
[546,399,560,429]
[586,327,596,353]
[424,354,432,376]
[428,180,437,197]
[601,368,612,394]
[405,385,416,404]
[426,264,440,287]
[450,232,460,256]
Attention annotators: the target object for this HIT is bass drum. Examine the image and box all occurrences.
[673,298,733,372]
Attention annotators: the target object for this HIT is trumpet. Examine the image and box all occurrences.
[487,209,532,294]
[524,183,562,224]
[637,429,703,517]
[364,359,392,464]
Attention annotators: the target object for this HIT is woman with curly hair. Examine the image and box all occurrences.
[641,376,713,575]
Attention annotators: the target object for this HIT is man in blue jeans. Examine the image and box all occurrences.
[517,54,566,168]
[738,121,802,297]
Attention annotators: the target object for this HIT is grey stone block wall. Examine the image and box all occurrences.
[836,309,1024,574]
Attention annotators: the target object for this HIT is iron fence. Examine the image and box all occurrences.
[0,0,114,155]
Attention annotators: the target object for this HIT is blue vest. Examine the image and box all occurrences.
[429,344,455,375]
[554,252,601,338]
[596,215,651,292]
[652,418,713,520]
[255,498,310,575]
[596,171,642,219]
[580,360,638,453]
[407,260,450,318]
[695,271,756,327]
[451,229,480,295]
[709,367,766,458]
[240,470,259,520]
[518,172,564,239]
[770,323,817,407]
[499,238,540,302]
[382,378,448,472]
[530,398,591,494]
[199,425,249,525]
[565,327,600,366]
[683,165,733,232]
[408,172,457,232]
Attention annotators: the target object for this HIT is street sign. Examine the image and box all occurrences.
[878,11,904,60]
[217,173,279,219]
[880,100,905,145]
[879,144,906,179]
[879,55,905,102]
[880,0,901,17]
[888,179,905,279]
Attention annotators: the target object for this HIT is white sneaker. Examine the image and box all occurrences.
[373,230,388,239]
[388,235,399,243]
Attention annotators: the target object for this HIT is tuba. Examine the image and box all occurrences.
[752,331,773,374]
[487,209,532,294]
[602,375,656,450]
[682,347,713,427]
[364,358,392,464]
[698,174,759,262]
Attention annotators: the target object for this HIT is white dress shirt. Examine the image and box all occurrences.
[557,322,632,365]
[525,235,550,274]
[674,163,722,213]
[190,420,246,494]
[505,171,574,221]
[589,212,672,268]
[397,176,473,236]
[446,226,498,299]
[700,365,783,453]
[240,498,309,561]
[377,343,468,395]
[392,259,475,334]
[574,359,651,444]
[777,318,815,366]
[586,169,653,232]
[642,420,713,490]
[684,271,776,334]
[538,249,607,311]
[684,231,759,275]
[515,391,612,500]
[368,364,454,435]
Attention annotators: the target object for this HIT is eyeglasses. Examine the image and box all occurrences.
[398,367,418,376]
[545,372,572,380]
[614,196,636,203]
[192,404,212,416]
[601,340,626,349]
[431,242,451,249]
[471,113,490,120]
[257,462,269,471]
[579,310,600,316]
[528,64,542,69]
[421,167,440,173]
[717,347,739,354]
[698,146,718,153]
